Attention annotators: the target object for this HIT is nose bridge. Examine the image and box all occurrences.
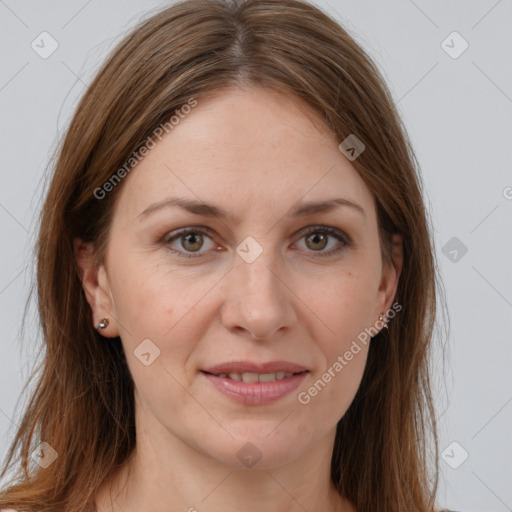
[236,241,284,307]
[221,240,296,339]
[242,249,280,298]
[235,231,280,284]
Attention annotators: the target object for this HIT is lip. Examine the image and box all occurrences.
[202,360,308,374]
[201,371,308,405]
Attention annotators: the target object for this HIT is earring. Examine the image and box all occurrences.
[97,318,110,330]
[379,314,389,330]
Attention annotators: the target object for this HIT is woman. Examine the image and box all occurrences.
[0,0,454,510]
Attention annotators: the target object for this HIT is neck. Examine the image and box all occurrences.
[95,409,356,512]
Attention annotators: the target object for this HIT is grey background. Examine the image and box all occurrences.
[0,1,511,511]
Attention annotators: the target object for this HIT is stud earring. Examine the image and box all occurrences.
[379,314,389,330]
[97,318,110,330]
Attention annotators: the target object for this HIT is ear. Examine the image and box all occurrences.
[374,233,403,325]
[74,238,119,337]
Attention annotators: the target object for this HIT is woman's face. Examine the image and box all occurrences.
[78,86,402,470]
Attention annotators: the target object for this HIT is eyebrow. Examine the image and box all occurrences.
[137,195,366,222]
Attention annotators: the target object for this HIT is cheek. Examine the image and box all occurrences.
[303,270,375,406]
[321,348,369,416]
[308,268,378,338]
[108,257,204,415]
[109,254,207,336]
[108,253,221,384]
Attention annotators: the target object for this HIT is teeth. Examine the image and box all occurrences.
[242,372,260,383]
[258,373,277,382]
[218,371,296,382]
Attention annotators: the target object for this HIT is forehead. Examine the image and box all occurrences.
[113,86,376,223]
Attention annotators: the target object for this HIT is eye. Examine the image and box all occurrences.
[162,225,351,260]
[293,226,350,257]
[163,227,217,259]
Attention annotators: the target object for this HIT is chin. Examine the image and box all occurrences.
[202,431,311,470]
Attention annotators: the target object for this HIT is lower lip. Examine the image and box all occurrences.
[201,371,308,405]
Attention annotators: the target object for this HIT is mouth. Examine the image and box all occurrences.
[201,370,308,382]
[200,361,309,405]
[201,360,308,375]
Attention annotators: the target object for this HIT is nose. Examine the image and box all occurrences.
[220,250,297,341]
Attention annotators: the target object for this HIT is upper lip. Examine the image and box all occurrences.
[202,361,309,375]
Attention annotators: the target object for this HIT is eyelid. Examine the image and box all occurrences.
[162,225,217,243]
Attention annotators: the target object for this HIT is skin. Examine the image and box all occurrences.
[75,86,404,512]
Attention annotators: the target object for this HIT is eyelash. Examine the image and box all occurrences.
[161,226,351,260]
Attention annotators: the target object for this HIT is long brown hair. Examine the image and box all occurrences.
[0,1,446,510]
